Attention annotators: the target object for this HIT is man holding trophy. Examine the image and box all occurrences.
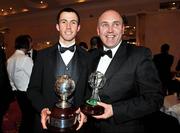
[27,8,90,133]
[86,10,164,133]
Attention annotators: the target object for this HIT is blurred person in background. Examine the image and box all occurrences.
[88,36,102,53]
[153,43,174,96]
[24,34,37,62]
[7,35,34,133]
[79,41,88,51]
[0,43,14,133]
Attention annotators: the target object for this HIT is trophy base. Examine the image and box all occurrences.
[47,122,78,133]
[81,104,104,116]
[48,106,78,133]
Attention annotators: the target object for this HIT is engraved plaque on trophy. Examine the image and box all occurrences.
[48,75,78,133]
[81,71,106,115]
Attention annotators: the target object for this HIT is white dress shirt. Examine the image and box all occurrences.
[96,41,122,74]
[28,48,33,58]
[59,42,76,66]
[7,50,33,91]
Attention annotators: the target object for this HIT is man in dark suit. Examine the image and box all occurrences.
[88,36,103,53]
[0,46,14,133]
[89,9,164,133]
[24,34,37,62]
[27,8,90,133]
[153,43,174,95]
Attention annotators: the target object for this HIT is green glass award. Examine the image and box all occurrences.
[81,71,106,115]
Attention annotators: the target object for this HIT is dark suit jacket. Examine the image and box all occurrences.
[153,52,174,83]
[0,48,14,103]
[0,48,14,115]
[32,49,37,62]
[89,41,164,133]
[27,43,91,132]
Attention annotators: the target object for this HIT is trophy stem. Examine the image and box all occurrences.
[56,100,71,108]
[91,88,100,102]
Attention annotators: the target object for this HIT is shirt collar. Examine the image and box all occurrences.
[103,40,122,58]
[15,49,25,55]
[59,41,75,48]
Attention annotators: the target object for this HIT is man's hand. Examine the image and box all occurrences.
[76,108,87,130]
[93,102,113,119]
[41,108,51,129]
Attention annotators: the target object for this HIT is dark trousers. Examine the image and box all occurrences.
[15,90,35,133]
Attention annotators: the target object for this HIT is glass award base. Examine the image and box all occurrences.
[81,99,104,115]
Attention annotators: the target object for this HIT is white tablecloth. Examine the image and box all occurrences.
[162,94,180,123]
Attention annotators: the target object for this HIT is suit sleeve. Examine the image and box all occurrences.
[112,48,164,123]
[27,51,48,113]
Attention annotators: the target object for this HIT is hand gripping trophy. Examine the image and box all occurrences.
[81,71,106,115]
[48,75,78,132]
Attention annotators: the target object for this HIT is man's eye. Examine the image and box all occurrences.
[60,20,67,24]
[114,23,120,26]
[113,22,121,27]
[61,21,66,24]
[115,23,120,26]
[101,23,108,27]
[71,21,78,25]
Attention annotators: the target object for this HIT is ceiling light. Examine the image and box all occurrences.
[22,8,29,12]
[160,1,180,10]
[77,0,86,3]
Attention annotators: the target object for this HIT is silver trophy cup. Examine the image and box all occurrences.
[48,75,78,132]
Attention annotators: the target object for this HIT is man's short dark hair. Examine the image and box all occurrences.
[56,8,80,25]
[161,43,170,53]
[90,36,102,48]
[23,34,32,42]
[15,35,30,50]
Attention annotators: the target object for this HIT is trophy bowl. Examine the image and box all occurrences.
[81,71,106,116]
[48,75,78,132]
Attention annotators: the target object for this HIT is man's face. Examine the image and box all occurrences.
[97,10,124,48]
[56,12,80,45]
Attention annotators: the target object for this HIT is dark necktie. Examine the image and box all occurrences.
[101,50,112,58]
[60,45,75,53]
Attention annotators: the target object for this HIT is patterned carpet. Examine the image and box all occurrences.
[2,100,21,133]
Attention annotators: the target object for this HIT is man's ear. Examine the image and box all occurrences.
[77,25,81,32]
[122,24,125,34]
[56,24,60,31]
[97,27,100,36]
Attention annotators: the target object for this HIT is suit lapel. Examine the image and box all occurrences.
[72,46,87,89]
[105,41,128,81]
[91,49,102,72]
[48,43,59,78]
